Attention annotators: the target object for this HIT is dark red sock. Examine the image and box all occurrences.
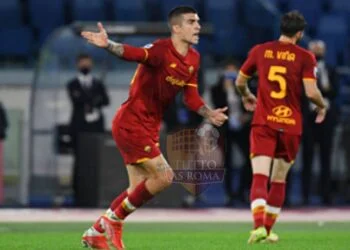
[92,190,128,233]
[110,190,128,210]
[265,182,286,234]
[250,174,269,229]
[115,180,153,220]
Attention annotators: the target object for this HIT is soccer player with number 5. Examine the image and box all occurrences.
[235,11,327,244]
[80,6,228,250]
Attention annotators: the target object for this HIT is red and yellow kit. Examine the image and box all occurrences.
[112,38,204,164]
[240,41,317,162]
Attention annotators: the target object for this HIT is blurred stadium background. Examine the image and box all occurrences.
[0,0,350,210]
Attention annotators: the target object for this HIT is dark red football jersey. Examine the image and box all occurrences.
[240,41,317,135]
[114,38,204,140]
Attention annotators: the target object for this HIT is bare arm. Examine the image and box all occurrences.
[303,79,326,108]
[236,74,252,97]
[235,73,257,111]
[106,40,124,57]
[197,105,212,119]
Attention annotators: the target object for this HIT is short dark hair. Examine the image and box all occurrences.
[280,11,307,37]
[167,6,197,24]
[76,53,92,62]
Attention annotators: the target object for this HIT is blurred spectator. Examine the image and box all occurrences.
[301,40,338,205]
[210,60,252,205]
[0,101,8,142]
[66,53,110,204]
[0,101,8,204]
[339,76,350,202]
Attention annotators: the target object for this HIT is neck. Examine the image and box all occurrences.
[279,35,297,44]
[171,35,190,56]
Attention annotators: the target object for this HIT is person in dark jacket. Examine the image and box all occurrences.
[301,40,338,205]
[210,60,252,205]
[66,53,110,204]
[0,101,8,141]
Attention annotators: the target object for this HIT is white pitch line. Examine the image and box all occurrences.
[0,208,350,222]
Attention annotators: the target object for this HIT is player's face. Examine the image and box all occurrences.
[178,13,201,45]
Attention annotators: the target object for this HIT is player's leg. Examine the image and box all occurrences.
[263,133,300,243]
[83,164,149,249]
[92,164,148,231]
[262,158,292,243]
[112,154,173,220]
[103,155,173,249]
[248,126,276,244]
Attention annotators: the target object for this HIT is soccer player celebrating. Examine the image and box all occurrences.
[235,11,327,244]
[80,6,228,250]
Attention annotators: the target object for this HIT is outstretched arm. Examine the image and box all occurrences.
[81,22,156,64]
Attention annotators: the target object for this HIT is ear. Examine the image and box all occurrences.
[173,24,181,33]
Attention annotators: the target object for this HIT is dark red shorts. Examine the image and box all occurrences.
[250,125,301,163]
[112,121,161,165]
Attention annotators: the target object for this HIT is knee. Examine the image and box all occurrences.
[155,168,174,189]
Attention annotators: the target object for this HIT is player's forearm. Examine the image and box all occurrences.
[106,40,124,57]
[106,40,147,62]
[307,89,327,109]
[197,105,213,119]
[235,76,252,97]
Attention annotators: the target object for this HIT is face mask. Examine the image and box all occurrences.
[316,55,324,61]
[79,67,91,75]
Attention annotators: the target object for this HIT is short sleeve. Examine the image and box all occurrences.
[240,45,259,78]
[302,52,317,81]
[143,43,164,67]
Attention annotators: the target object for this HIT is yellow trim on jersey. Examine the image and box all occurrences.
[303,77,316,82]
[143,48,149,62]
[186,83,198,88]
[239,70,252,79]
[136,157,150,164]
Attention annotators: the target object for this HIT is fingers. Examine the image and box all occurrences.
[315,114,325,123]
[219,106,228,112]
[97,22,105,32]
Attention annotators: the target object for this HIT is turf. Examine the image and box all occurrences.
[0,222,349,249]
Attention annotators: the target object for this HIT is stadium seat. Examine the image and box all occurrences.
[242,0,279,29]
[0,0,22,28]
[0,27,34,56]
[288,0,322,33]
[71,0,107,21]
[204,0,238,28]
[330,0,350,12]
[159,0,199,20]
[112,0,148,21]
[28,0,65,30]
[317,15,348,66]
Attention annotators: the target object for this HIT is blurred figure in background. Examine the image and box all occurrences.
[339,76,350,203]
[211,60,252,206]
[0,101,8,204]
[302,40,338,205]
[66,53,110,205]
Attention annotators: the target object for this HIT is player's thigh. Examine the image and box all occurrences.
[140,154,174,183]
[275,133,301,163]
[250,126,277,175]
[270,158,292,182]
[251,156,273,176]
[126,164,149,193]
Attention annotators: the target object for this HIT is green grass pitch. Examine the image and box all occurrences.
[0,222,349,249]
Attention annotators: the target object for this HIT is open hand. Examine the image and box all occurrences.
[81,22,109,48]
[208,107,228,127]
